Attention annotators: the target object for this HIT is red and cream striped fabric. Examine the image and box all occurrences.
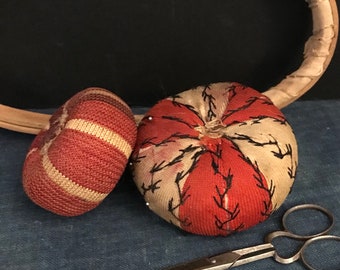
[132,82,298,236]
[23,88,137,216]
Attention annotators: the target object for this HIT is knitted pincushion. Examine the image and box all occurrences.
[132,82,298,236]
[23,88,137,216]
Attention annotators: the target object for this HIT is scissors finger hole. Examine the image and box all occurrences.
[301,236,340,270]
[282,204,334,238]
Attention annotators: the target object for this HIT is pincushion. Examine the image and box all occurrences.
[132,82,298,236]
[23,88,137,216]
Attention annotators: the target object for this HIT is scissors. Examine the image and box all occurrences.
[165,204,340,270]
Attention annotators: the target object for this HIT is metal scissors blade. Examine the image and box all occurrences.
[164,243,275,270]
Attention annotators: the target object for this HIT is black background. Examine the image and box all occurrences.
[1,0,339,109]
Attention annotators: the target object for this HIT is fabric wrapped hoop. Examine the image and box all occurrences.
[265,0,339,108]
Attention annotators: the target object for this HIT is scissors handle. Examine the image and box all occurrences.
[265,204,336,266]
[281,204,334,239]
[266,230,304,264]
[300,235,340,270]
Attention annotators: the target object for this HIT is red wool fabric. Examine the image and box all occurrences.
[23,88,137,216]
[132,82,298,236]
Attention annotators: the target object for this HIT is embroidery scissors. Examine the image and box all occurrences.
[165,204,340,270]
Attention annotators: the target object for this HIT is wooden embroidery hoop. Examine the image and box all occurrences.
[0,0,338,135]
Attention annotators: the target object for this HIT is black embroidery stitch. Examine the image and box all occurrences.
[250,115,285,125]
[205,144,245,233]
[202,85,217,121]
[222,96,262,121]
[227,84,238,101]
[288,160,298,180]
[141,179,162,196]
[252,160,276,216]
[141,132,199,148]
[161,115,196,129]
[229,133,293,160]
[149,144,202,173]
[271,143,292,159]
[167,148,205,226]
[170,95,204,123]
[230,140,275,218]
[212,162,245,233]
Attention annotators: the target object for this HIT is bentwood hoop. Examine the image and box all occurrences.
[265,0,339,108]
[0,0,338,134]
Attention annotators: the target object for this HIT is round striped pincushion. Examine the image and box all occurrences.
[132,82,298,236]
[23,88,137,216]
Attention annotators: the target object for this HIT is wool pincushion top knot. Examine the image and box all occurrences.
[132,82,298,236]
[23,88,137,216]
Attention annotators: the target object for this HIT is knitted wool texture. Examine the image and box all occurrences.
[23,88,137,216]
[132,82,298,236]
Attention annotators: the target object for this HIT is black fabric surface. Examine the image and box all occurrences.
[2,0,340,108]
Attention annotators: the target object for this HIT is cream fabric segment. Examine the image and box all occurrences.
[225,118,298,210]
[169,83,232,122]
[65,118,132,159]
[264,0,338,108]
[42,154,108,202]
[135,139,202,227]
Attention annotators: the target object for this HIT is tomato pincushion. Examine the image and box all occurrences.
[132,82,298,236]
